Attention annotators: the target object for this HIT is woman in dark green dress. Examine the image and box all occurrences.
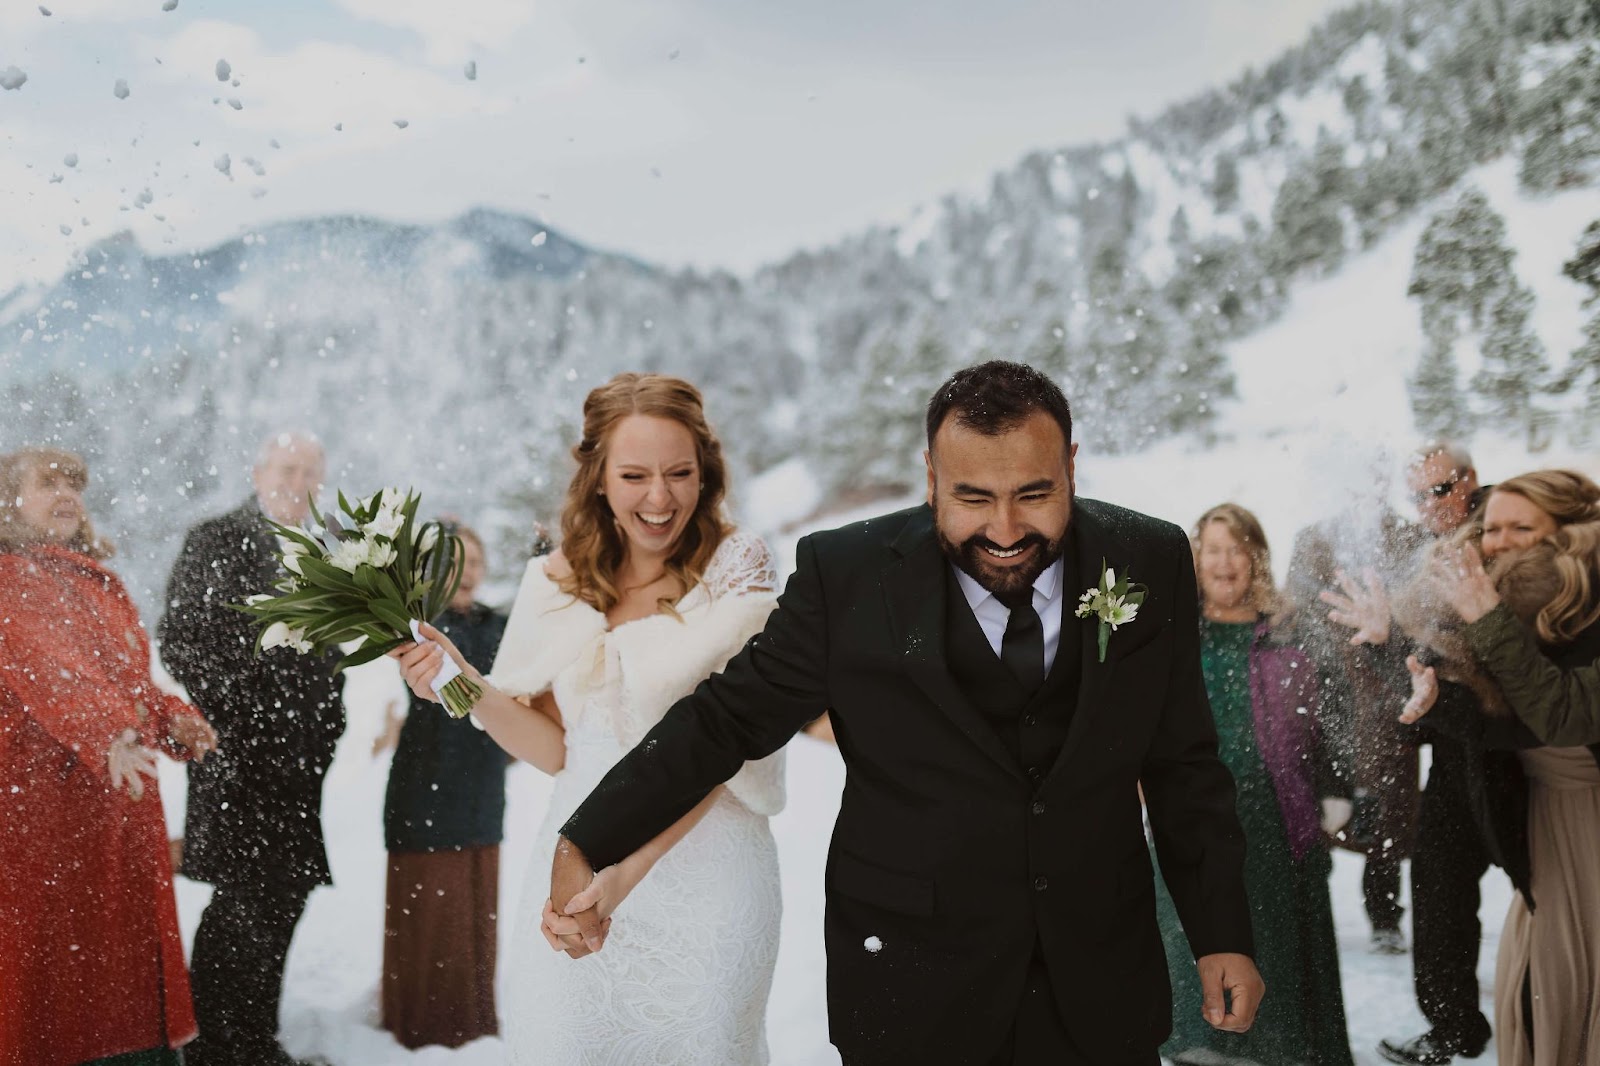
[1155,504,1355,1066]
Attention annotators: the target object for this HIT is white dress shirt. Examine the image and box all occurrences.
[952,557,1066,673]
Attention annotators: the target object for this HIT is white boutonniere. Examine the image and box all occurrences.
[1075,559,1148,663]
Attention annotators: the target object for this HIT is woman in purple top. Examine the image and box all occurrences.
[1153,503,1356,1066]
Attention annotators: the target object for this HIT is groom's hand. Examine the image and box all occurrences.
[551,835,605,955]
[1196,952,1264,1033]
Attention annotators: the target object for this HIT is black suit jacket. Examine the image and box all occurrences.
[158,500,346,891]
[563,499,1252,1065]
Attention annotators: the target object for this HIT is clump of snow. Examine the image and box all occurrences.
[242,156,265,177]
[463,61,477,81]
[393,119,409,129]
[215,58,231,81]
[161,0,177,10]
[38,5,51,15]
[1,67,28,91]
[62,152,78,168]
[530,231,547,248]
[58,224,72,236]
[863,936,883,954]
[213,153,231,178]
[227,98,242,110]
[113,78,130,99]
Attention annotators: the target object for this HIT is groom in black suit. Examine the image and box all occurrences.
[552,361,1262,1065]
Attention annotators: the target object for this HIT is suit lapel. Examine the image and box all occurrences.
[1050,500,1130,782]
[882,508,1023,781]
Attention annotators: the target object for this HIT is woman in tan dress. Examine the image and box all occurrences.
[1407,470,1600,1066]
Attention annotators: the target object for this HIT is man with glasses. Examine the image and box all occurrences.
[1327,442,1498,1066]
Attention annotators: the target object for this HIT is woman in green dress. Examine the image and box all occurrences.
[1154,503,1355,1066]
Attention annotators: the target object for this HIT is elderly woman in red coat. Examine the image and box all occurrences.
[0,447,217,1066]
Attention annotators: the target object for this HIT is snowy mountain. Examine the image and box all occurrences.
[3,0,1599,613]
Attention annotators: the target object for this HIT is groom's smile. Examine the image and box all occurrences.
[926,408,1076,600]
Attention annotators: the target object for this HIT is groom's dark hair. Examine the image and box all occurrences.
[925,360,1073,450]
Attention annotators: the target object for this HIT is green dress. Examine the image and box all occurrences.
[1153,619,1354,1066]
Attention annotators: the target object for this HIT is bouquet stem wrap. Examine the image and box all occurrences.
[409,619,484,718]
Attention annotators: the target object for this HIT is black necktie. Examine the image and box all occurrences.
[997,585,1045,692]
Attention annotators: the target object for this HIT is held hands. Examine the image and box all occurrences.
[107,728,160,800]
[1428,543,1500,624]
[167,713,218,763]
[541,853,652,955]
[389,621,484,706]
[1318,568,1392,646]
[547,835,607,958]
[1196,952,1264,1033]
[1399,654,1440,725]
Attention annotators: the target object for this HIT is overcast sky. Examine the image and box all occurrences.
[0,0,1353,287]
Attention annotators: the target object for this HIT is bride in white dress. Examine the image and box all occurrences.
[394,374,785,1065]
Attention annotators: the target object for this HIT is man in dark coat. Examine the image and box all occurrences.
[159,431,345,1066]
[543,362,1262,1066]
[1286,503,1426,953]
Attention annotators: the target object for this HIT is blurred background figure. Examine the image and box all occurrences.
[1156,503,1354,1066]
[1320,441,1503,1066]
[1286,453,1427,957]
[379,521,510,1050]
[158,431,346,1066]
[0,447,216,1066]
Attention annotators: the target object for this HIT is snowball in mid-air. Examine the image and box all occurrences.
[113,78,130,99]
[2,67,29,91]
[215,59,231,81]
[863,936,883,954]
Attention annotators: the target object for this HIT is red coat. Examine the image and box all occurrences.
[0,546,204,1065]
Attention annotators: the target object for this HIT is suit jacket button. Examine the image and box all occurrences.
[1032,801,1045,815]
[1033,875,1049,891]
[1023,714,1037,727]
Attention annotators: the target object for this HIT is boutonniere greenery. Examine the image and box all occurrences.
[1075,559,1147,663]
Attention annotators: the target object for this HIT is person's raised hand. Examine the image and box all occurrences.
[168,713,218,763]
[1197,952,1264,1033]
[1399,654,1440,725]
[107,729,160,800]
[1429,543,1500,624]
[1319,567,1392,646]
[551,835,605,955]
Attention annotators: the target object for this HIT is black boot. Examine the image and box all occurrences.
[1378,1029,1490,1066]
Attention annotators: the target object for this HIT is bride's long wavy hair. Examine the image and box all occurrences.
[1485,469,1600,644]
[556,374,731,615]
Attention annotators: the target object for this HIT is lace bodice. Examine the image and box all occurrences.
[485,528,786,815]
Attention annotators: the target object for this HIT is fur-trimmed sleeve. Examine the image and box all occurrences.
[484,558,606,701]
[607,551,787,816]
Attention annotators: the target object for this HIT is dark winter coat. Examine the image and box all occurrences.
[561,500,1253,1066]
[158,499,346,891]
[383,602,509,853]
[1417,617,1600,908]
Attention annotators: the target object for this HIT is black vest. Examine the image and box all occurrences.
[943,560,1082,790]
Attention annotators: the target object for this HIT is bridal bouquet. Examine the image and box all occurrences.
[238,487,484,717]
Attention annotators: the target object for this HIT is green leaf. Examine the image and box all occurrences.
[335,637,406,674]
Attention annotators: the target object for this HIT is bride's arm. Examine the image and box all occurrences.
[392,622,567,775]
[545,785,724,934]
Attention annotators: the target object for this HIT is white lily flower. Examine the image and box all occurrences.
[366,539,398,569]
[260,621,293,650]
[366,508,405,539]
[418,525,440,554]
[244,594,273,606]
[1104,567,1116,589]
[328,538,369,573]
[286,628,314,653]
[283,553,304,576]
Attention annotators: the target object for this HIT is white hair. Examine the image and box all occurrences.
[1409,439,1474,474]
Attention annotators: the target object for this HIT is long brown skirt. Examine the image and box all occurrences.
[381,845,500,1050]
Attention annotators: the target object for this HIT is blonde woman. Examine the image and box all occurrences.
[394,374,783,1065]
[1402,470,1600,1066]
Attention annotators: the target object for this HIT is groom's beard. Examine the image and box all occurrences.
[936,525,1063,601]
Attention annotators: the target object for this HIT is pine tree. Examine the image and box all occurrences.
[1409,335,1469,439]
[1473,283,1553,445]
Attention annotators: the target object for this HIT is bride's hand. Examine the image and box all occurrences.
[1398,654,1440,725]
[541,897,612,958]
[388,621,481,704]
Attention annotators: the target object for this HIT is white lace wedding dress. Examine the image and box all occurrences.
[486,530,786,1066]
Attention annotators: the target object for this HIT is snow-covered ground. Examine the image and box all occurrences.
[148,157,1599,1064]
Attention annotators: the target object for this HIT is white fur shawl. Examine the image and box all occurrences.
[485,530,785,816]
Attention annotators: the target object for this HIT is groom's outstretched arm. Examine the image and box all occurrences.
[561,533,833,871]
